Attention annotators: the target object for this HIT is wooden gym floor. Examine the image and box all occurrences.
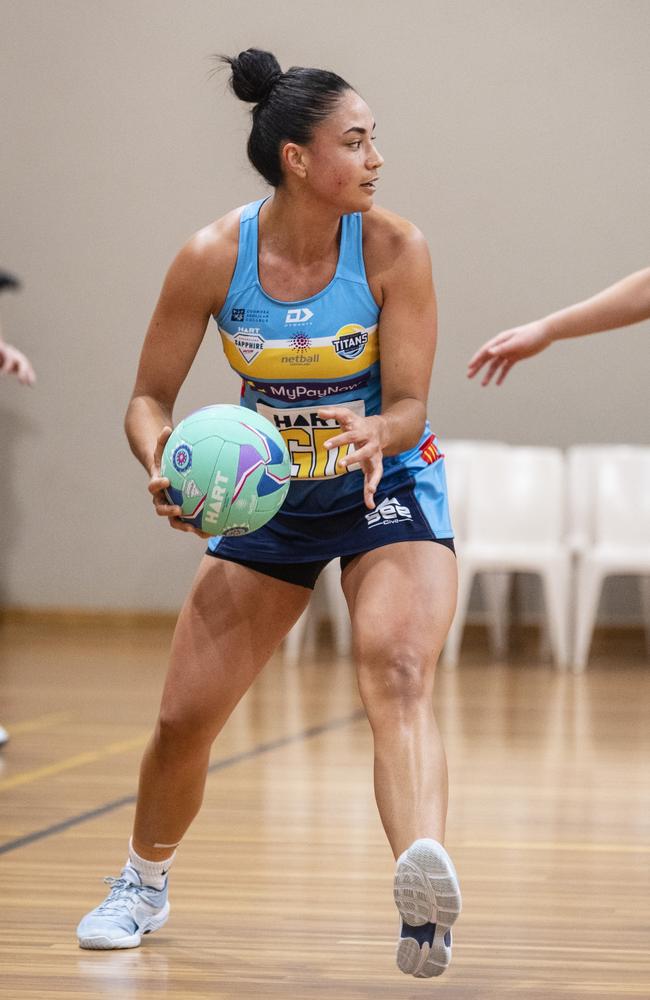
[0,617,648,999]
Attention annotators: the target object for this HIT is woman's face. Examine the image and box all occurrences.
[294,89,384,213]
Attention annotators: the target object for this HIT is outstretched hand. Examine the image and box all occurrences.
[0,341,36,386]
[467,320,553,386]
[319,406,386,510]
[148,426,210,538]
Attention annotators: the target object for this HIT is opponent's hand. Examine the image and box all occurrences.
[319,407,386,510]
[0,342,36,386]
[467,319,553,386]
[148,426,210,538]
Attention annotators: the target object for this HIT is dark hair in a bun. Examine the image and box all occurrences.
[220,48,353,187]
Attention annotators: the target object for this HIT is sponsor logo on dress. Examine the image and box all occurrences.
[365,496,413,528]
[256,399,365,480]
[245,373,370,402]
[231,308,269,323]
[172,443,192,473]
[285,307,314,324]
[290,332,311,351]
[280,353,320,366]
[333,323,369,360]
[234,329,265,364]
[419,434,443,464]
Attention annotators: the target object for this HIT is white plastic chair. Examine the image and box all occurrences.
[566,445,602,556]
[283,560,351,665]
[443,440,511,662]
[573,447,650,671]
[443,446,570,669]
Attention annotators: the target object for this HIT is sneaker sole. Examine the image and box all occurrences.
[394,839,461,977]
[77,901,170,950]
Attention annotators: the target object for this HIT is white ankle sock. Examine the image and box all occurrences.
[128,838,176,890]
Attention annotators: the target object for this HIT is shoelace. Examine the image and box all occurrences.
[95,876,152,916]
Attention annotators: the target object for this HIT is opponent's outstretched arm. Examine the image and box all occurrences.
[467,266,650,386]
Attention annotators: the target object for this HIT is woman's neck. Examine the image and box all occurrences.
[259,188,342,266]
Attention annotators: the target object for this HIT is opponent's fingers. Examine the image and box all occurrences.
[17,358,36,385]
[495,359,515,386]
[467,331,515,373]
[481,355,506,387]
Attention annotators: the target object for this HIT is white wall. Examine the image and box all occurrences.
[1,0,648,612]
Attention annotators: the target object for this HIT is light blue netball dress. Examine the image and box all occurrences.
[206,198,454,587]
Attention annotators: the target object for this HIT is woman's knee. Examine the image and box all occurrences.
[356,643,435,716]
[153,707,217,759]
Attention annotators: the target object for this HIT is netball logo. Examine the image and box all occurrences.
[290,333,311,352]
[333,323,368,360]
[172,443,192,474]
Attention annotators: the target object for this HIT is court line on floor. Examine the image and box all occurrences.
[0,708,365,856]
[458,839,650,854]
[1,711,72,736]
[0,736,150,792]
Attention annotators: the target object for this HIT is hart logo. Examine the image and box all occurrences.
[256,399,364,479]
[203,472,230,525]
[365,496,413,528]
[234,330,265,364]
[285,308,314,324]
[171,443,192,473]
[333,323,369,360]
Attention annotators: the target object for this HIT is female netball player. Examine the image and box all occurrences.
[77,49,461,979]
[468,265,650,385]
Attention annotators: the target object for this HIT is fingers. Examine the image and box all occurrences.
[0,346,36,384]
[323,430,356,450]
[343,441,374,465]
[480,355,505,386]
[495,359,515,385]
[152,426,173,474]
[317,406,355,425]
[467,331,514,379]
[149,475,182,519]
[363,456,383,510]
[168,516,209,537]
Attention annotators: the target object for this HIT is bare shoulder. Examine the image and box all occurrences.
[362,205,431,278]
[177,207,241,280]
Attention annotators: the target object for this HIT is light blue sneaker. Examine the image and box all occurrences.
[393,838,461,978]
[77,863,170,950]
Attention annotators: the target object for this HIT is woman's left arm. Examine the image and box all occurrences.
[320,226,436,508]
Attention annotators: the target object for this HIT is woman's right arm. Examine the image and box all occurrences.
[125,216,238,529]
[467,266,650,386]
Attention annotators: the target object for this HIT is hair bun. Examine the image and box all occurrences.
[222,48,283,105]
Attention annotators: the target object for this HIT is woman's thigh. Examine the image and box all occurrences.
[159,555,311,728]
[342,541,457,665]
